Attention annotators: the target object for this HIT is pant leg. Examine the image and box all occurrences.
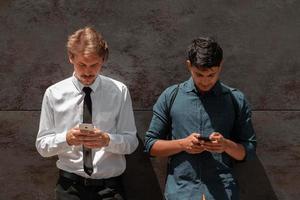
[55,177,81,200]
[96,177,126,200]
[55,175,126,200]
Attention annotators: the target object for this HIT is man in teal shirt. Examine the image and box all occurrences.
[145,37,256,200]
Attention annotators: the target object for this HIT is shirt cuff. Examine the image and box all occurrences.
[104,133,120,152]
[144,138,158,154]
[104,132,138,154]
[240,142,256,161]
[55,132,71,150]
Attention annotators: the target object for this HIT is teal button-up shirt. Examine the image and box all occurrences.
[145,78,256,200]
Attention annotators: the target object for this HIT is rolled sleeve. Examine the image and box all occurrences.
[144,87,175,153]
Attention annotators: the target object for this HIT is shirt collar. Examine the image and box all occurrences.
[183,77,224,96]
[71,73,101,93]
[184,77,198,93]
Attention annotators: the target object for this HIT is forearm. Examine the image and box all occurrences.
[224,139,246,160]
[150,139,185,157]
[36,131,70,157]
[104,133,138,155]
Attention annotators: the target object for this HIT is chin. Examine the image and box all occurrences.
[200,87,212,92]
[85,81,94,86]
[79,79,92,86]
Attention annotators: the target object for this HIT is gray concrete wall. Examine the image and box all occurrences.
[0,1,299,199]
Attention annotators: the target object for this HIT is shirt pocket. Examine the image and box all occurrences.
[93,111,116,131]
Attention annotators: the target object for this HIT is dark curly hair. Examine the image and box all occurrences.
[186,37,223,68]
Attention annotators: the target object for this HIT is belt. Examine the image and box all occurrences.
[59,170,121,187]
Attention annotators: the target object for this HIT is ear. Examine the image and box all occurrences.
[68,53,74,64]
[186,60,192,71]
[218,60,224,72]
[219,59,224,67]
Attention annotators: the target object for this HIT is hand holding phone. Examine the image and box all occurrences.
[198,135,212,142]
[66,124,94,146]
[78,125,110,148]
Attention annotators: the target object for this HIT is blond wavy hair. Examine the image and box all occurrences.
[67,27,109,60]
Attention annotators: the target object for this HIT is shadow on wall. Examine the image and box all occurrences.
[125,136,278,200]
[234,156,278,200]
[124,137,164,200]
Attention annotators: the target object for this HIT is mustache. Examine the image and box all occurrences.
[81,75,95,78]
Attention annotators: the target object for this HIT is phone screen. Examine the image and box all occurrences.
[198,135,211,142]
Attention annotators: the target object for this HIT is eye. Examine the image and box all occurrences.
[78,63,85,67]
[91,63,98,68]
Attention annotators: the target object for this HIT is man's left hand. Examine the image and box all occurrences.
[82,128,110,149]
[202,132,228,153]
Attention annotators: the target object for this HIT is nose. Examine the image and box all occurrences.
[202,78,211,86]
[84,66,94,75]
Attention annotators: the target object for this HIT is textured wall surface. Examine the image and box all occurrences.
[0,0,299,199]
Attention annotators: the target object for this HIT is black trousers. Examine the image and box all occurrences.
[55,171,126,200]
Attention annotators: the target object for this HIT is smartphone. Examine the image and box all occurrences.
[198,135,211,142]
[79,123,94,131]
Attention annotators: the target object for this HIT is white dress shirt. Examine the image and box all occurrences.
[36,74,138,179]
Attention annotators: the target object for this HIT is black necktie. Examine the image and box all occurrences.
[82,87,93,176]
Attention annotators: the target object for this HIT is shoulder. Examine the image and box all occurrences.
[164,84,180,96]
[154,83,182,109]
[221,82,246,101]
[45,76,73,97]
[157,83,181,103]
[100,75,128,94]
[220,82,252,111]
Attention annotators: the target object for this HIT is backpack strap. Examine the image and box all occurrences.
[228,88,240,122]
[227,88,242,140]
[220,83,240,122]
[167,84,180,114]
[164,84,180,180]
[166,84,180,140]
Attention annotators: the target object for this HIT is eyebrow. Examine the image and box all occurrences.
[195,72,216,76]
[78,62,99,66]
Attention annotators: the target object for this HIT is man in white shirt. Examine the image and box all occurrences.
[36,27,138,200]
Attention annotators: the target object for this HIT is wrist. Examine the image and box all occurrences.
[103,133,110,147]
[66,131,72,146]
[178,138,187,151]
[223,138,230,152]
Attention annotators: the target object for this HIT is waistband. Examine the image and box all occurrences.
[59,170,122,187]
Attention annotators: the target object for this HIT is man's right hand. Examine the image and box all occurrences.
[66,127,87,146]
[180,133,206,154]
[150,133,206,157]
